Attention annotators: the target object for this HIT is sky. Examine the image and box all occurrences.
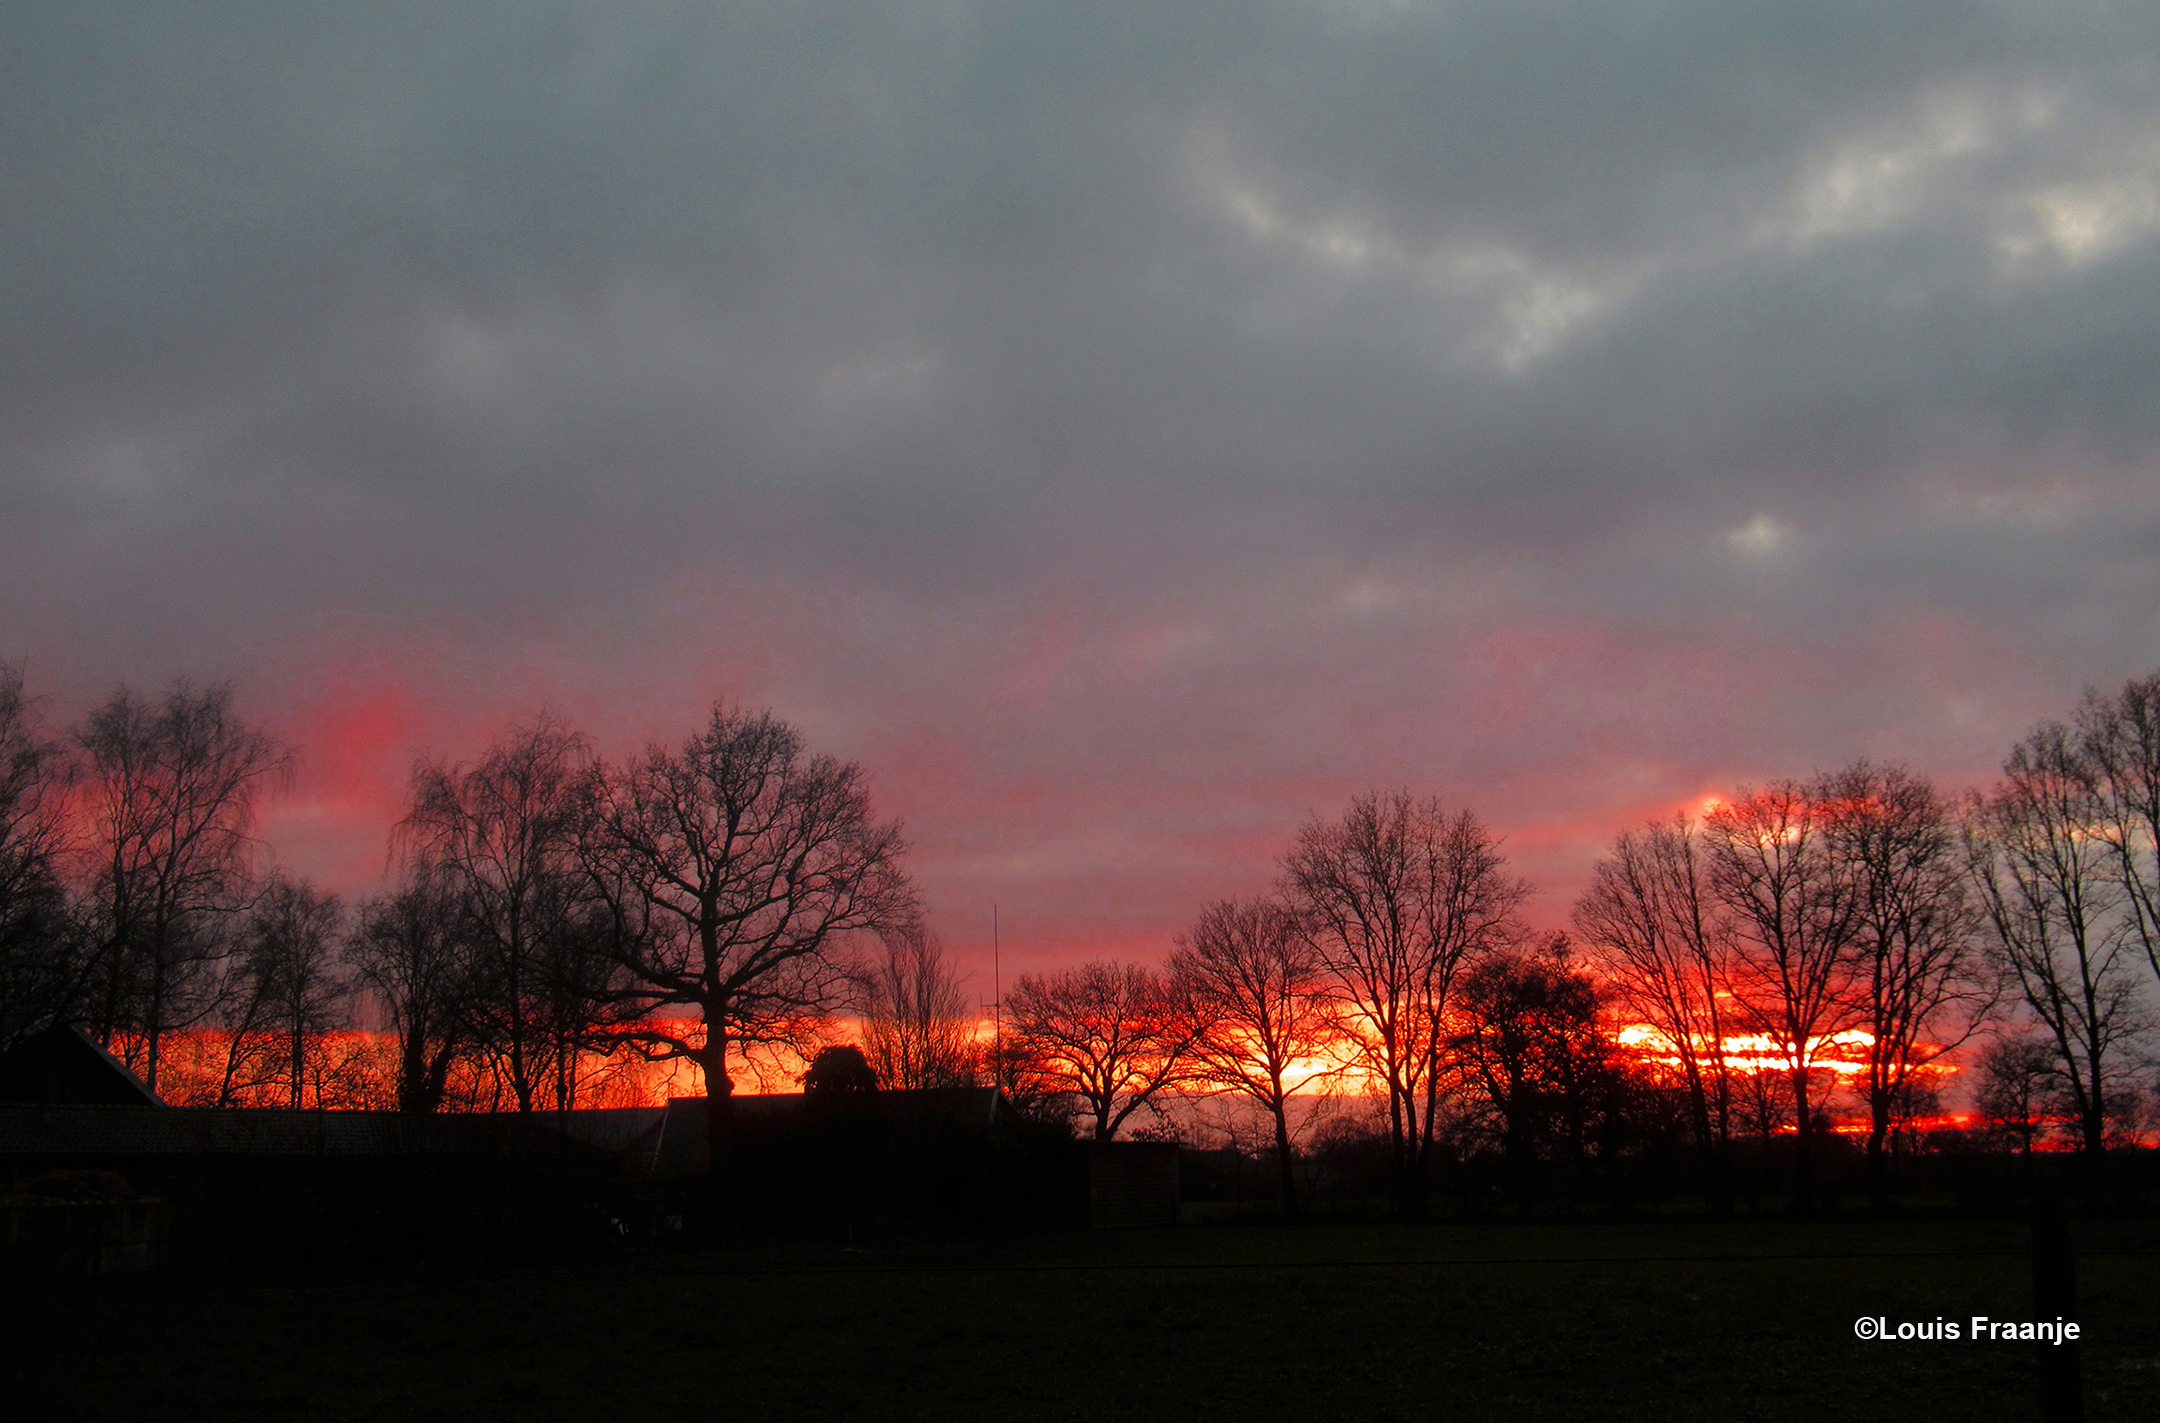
[5,2,2159,990]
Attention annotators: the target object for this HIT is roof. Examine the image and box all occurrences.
[650,1087,1015,1176]
[0,1024,163,1107]
[531,1105,666,1153]
[0,1105,608,1159]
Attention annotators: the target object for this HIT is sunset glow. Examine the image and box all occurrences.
[10,17,2160,1423]
[1610,1024,1966,1083]
[4,3,2154,1162]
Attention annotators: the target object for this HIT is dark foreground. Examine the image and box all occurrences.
[8,1217,2157,1421]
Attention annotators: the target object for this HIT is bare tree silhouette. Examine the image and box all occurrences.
[1818,762,1993,1208]
[2076,673,2160,992]
[1976,1035,2061,1159]
[1574,816,1737,1214]
[403,718,617,1114]
[75,682,291,1094]
[1169,896,1336,1214]
[860,925,977,1090]
[1966,725,2143,1162]
[348,868,473,1114]
[583,705,914,1144]
[248,873,347,1108]
[1004,960,1195,1140]
[1285,791,1524,1217]
[1702,782,1864,1212]
[0,665,78,1052]
[1455,936,1618,1205]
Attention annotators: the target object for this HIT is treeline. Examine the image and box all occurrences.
[0,671,915,1121]
[985,676,2160,1217]
[3,663,2158,1216]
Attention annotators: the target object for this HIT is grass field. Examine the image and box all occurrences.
[9,1216,2157,1421]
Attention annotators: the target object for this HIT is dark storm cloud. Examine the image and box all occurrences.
[4,1,2158,955]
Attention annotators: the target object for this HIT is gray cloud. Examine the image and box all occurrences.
[4,1,2158,961]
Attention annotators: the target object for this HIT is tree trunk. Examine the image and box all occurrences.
[1866,1083,1892,1212]
[290,1026,305,1109]
[695,1036,734,1160]
[695,1035,735,1232]
[399,1033,441,1113]
[1504,1113,1535,1213]
[1865,1122,1889,1213]
[217,1035,245,1108]
[1790,1068,1814,1215]
[1690,1076,1733,1217]
[1271,1103,1299,1219]
[145,945,168,1096]
[1394,1084,1428,1219]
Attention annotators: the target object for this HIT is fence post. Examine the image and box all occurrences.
[2031,1190,2082,1423]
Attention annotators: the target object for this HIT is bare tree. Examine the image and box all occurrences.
[1168,896,1336,1214]
[582,705,914,1144]
[348,869,471,1113]
[1976,1035,2061,1160]
[244,873,347,1108]
[983,1033,1076,1128]
[537,899,628,1113]
[2076,672,2160,991]
[1572,816,1737,1213]
[1817,762,1995,1209]
[1702,782,1863,1211]
[403,718,615,1114]
[1731,1056,1792,1169]
[1284,791,1526,1216]
[0,665,80,1051]
[1454,935,1618,1203]
[860,924,977,1090]
[1003,959,1196,1140]
[203,922,284,1108]
[1965,724,2142,1162]
[75,682,291,1094]
[196,881,349,1111]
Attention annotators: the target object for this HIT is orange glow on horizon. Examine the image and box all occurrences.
[1611,1022,1963,1082]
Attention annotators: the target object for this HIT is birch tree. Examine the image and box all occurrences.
[0,666,79,1051]
[75,682,290,1094]
[860,925,977,1090]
